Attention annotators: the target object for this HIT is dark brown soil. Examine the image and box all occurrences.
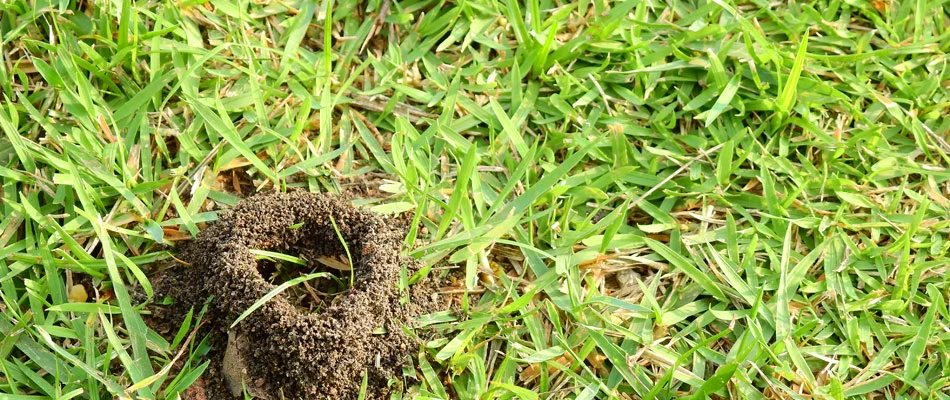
[152,191,441,399]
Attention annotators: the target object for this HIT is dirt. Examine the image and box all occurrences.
[151,191,442,399]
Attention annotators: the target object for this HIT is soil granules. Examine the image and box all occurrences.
[153,191,437,399]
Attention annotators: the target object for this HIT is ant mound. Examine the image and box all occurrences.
[158,191,435,399]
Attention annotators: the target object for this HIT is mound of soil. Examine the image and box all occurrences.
[153,191,438,399]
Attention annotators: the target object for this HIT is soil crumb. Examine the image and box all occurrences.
[152,191,440,399]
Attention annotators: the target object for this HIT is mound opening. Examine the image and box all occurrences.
[255,247,356,313]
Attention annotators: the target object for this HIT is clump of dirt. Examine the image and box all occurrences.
[153,191,440,399]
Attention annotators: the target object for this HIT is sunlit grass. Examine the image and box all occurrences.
[1,0,949,398]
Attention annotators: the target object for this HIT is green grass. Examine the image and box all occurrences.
[2,0,950,398]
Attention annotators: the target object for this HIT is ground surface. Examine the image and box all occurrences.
[1,0,950,399]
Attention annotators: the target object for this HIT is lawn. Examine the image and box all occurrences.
[1,0,950,398]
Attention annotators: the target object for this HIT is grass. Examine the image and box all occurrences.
[1,0,950,398]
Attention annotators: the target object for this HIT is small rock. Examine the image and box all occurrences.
[617,269,641,288]
[68,284,88,303]
[223,330,270,399]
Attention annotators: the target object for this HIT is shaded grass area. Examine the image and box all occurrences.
[1,0,950,398]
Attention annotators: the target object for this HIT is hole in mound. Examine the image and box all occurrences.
[252,222,361,313]
[254,258,353,313]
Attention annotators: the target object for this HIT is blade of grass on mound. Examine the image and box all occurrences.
[231,272,330,329]
[249,249,308,265]
[328,215,355,287]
